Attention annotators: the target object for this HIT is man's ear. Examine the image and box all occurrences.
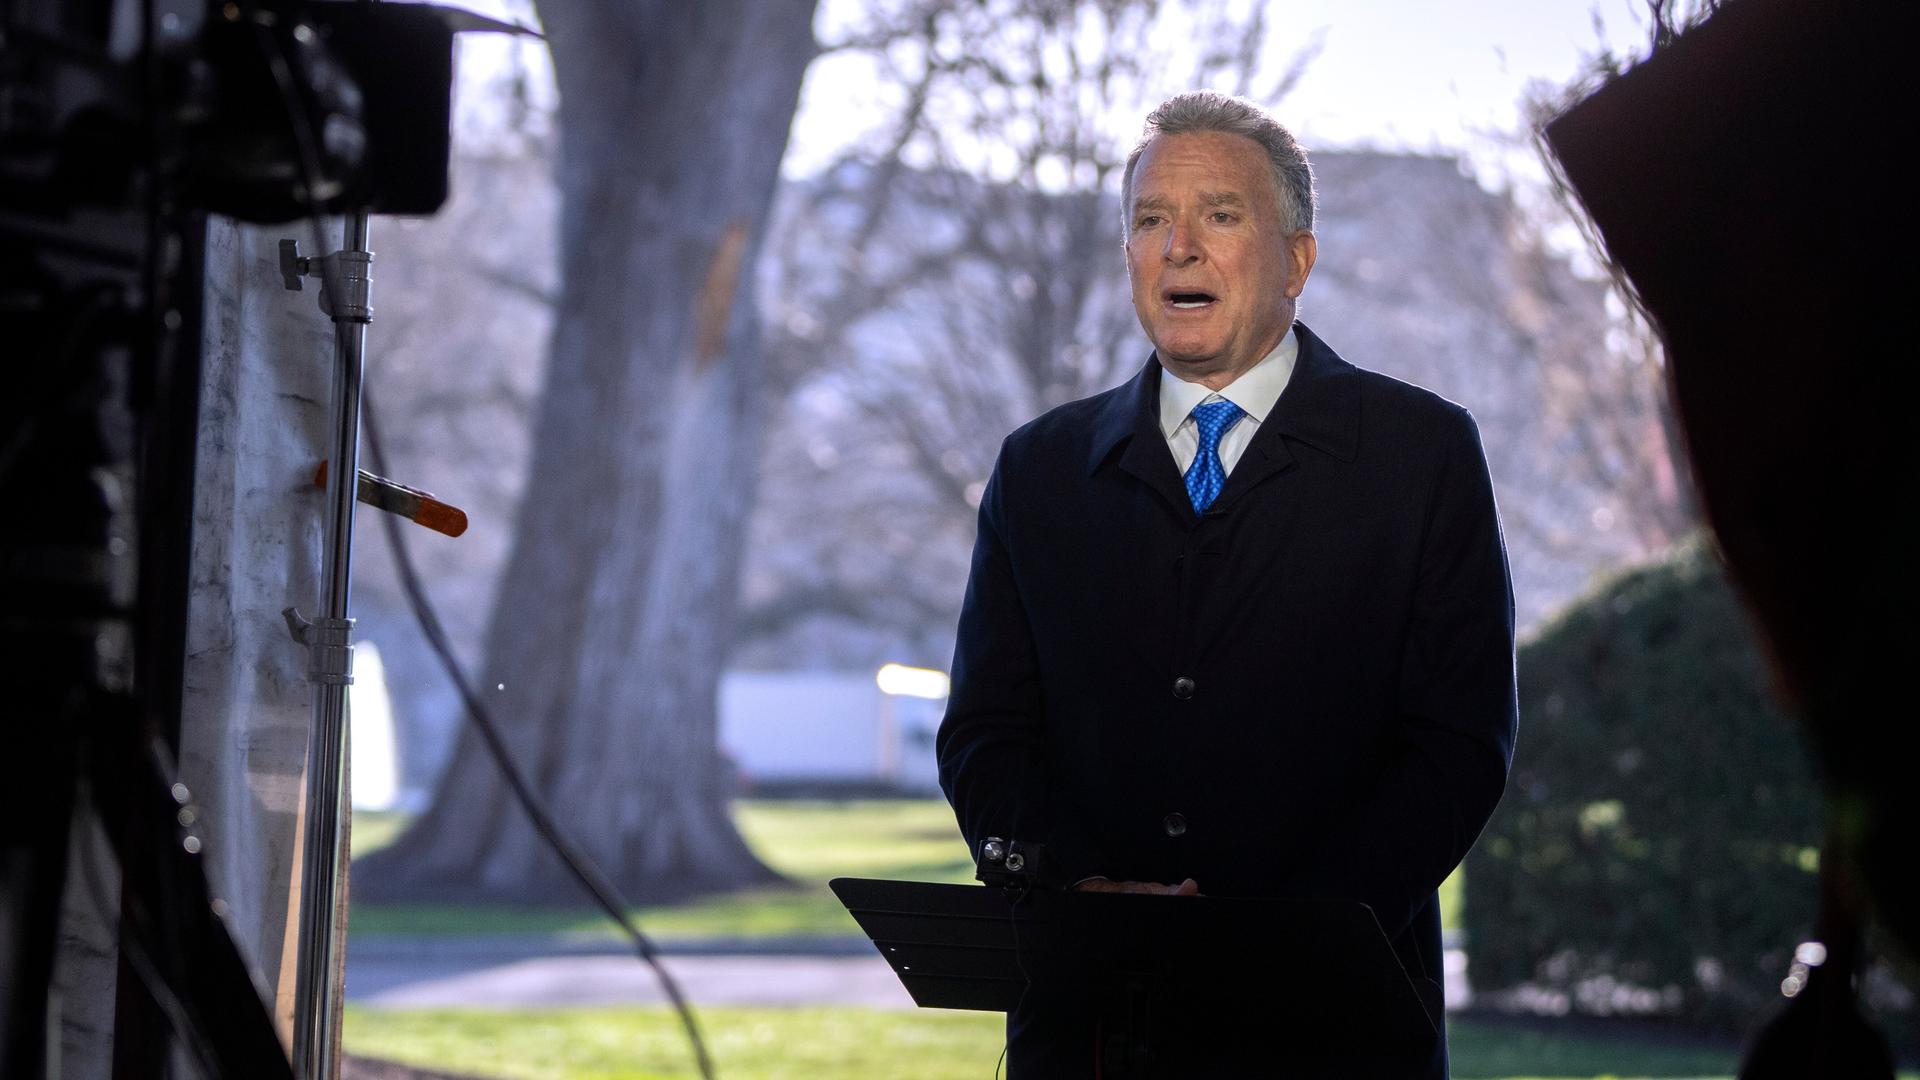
[1285,231,1318,298]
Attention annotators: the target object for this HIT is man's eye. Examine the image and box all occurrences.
[1211,212,1234,224]
[1136,215,1162,228]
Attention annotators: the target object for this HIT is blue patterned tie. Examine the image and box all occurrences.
[1184,399,1245,513]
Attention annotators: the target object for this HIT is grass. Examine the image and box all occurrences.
[349,800,1463,937]
[346,1006,1004,1080]
[1447,1018,1740,1078]
[349,801,979,938]
[347,1006,1869,1079]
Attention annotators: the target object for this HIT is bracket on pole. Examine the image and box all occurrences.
[279,238,374,323]
[282,607,355,686]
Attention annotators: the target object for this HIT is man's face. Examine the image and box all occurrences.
[1125,131,1317,389]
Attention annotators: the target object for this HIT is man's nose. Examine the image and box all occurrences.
[1162,219,1200,265]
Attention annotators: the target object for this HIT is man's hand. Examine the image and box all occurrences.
[1073,877,1200,896]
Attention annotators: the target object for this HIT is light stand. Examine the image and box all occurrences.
[280,210,373,1080]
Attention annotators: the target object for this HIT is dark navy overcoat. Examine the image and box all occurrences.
[936,322,1518,1077]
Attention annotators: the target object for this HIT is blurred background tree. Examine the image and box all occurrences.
[357,0,820,903]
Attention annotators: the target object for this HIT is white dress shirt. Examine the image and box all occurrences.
[1157,327,1299,477]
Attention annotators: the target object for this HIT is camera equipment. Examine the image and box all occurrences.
[1,0,530,1075]
[184,1,537,222]
[976,836,1047,889]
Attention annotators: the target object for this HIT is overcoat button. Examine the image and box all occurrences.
[1163,813,1188,837]
[1172,676,1196,699]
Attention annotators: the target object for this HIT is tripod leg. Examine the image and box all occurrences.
[0,727,80,1078]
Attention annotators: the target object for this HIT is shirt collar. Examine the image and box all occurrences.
[1156,326,1299,439]
[1086,321,1357,479]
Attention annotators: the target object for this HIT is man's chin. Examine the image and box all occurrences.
[1153,341,1226,367]
[1156,349,1229,377]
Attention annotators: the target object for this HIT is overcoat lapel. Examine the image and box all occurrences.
[1206,321,1360,517]
[1204,428,1296,517]
[1090,357,1194,523]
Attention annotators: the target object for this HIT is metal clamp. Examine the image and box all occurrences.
[282,606,355,685]
[278,239,374,323]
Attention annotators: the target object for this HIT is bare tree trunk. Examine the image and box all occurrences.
[358,0,816,903]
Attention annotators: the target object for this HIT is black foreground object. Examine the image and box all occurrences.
[1545,0,1915,1071]
[830,877,1436,1075]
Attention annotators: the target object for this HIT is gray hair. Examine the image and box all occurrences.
[1122,91,1316,236]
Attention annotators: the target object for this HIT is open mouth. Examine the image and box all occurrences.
[1166,290,1218,310]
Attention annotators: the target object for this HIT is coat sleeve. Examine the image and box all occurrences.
[1287,407,1518,939]
[935,447,1106,888]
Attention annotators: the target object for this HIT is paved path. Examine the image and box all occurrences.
[348,936,1470,1011]
[348,936,911,1009]
[352,952,915,1009]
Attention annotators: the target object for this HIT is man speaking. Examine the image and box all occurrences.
[935,91,1518,1077]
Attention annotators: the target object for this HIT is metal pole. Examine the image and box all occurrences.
[288,210,372,1080]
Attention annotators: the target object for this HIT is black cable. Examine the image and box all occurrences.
[996,883,1032,1080]
[361,396,717,1080]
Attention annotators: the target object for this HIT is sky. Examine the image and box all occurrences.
[1242,0,1651,152]
[785,0,1654,179]
[451,0,1656,183]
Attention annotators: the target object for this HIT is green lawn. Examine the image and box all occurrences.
[343,1006,1803,1079]
[350,800,979,938]
[346,1006,1002,1080]
[349,800,1463,937]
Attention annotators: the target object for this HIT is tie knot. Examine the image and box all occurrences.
[1191,399,1244,444]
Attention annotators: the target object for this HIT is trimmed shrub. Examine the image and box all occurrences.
[1464,537,1912,1049]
